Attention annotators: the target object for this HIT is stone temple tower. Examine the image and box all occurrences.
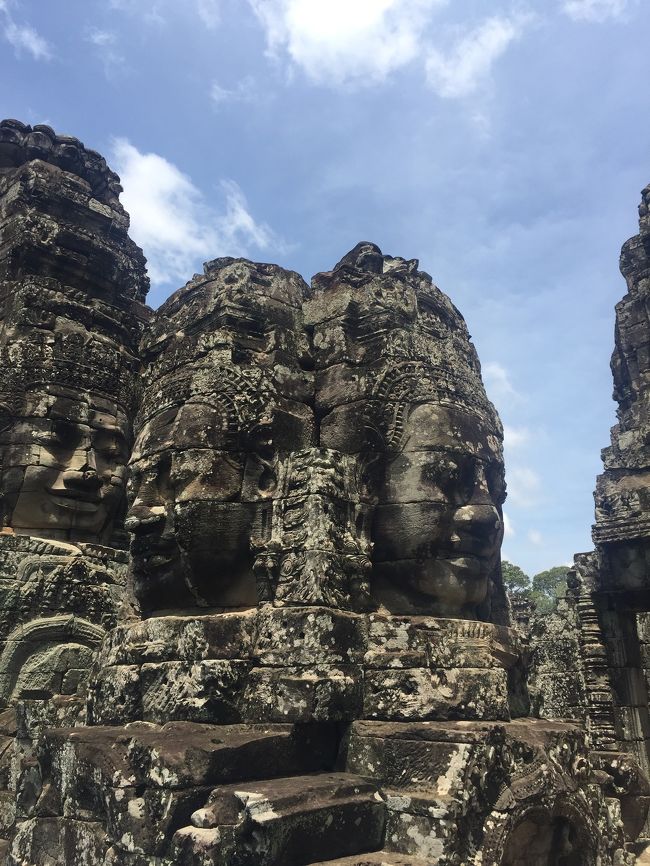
[0,119,645,866]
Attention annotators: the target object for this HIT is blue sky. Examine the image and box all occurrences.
[1,0,648,575]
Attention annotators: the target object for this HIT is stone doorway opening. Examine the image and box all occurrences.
[501,813,591,866]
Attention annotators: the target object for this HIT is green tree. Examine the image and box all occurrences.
[501,560,532,599]
[530,565,569,614]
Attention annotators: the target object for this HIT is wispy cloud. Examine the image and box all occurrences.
[196,0,220,28]
[503,424,530,449]
[425,14,530,99]
[211,76,257,106]
[507,465,542,507]
[247,1,528,97]
[482,360,523,408]
[85,27,125,78]
[109,0,221,27]
[108,0,166,25]
[1,3,51,60]
[248,0,447,86]
[111,139,281,287]
[503,512,515,538]
[562,0,633,22]
[527,528,543,545]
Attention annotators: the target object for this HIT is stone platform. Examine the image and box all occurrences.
[87,608,520,726]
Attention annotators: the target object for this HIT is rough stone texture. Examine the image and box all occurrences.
[587,183,650,787]
[0,119,152,859]
[87,609,519,726]
[128,256,311,614]
[0,536,128,706]
[343,720,629,866]
[0,119,645,865]
[0,119,150,546]
[528,580,588,724]
[525,185,650,858]
[304,243,508,623]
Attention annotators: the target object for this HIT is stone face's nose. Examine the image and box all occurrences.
[124,504,167,535]
[450,503,502,552]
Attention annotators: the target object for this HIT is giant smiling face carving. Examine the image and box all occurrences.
[372,402,505,618]
[1,387,130,543]
[126,388,274,614]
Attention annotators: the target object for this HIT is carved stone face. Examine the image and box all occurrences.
[372,403,505,618]
[1,388,130,542]
[127,394,270,613]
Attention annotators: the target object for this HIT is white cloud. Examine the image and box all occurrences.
[3,11,51,60]
[482,360,522,407]
[506,465,541,507]
[248,0,446,86]
[503,424,530,450]
[109,0,218,27]
[196,0,220,28]
[112,139,279,287]
[108,0,165,24]
[87,28,114,47]
[425,14,528,99]
[562,0,632,22]
[503,512,515,538]
[211,76,257,106]
[527,528,543,545]
[86,28,124,78]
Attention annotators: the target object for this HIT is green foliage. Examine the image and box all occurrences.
[530,565,569,614]
[501,560,531,597]
[501,560,569,614]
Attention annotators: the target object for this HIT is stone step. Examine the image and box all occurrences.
[37,722,339,859]
[173,771,387,866]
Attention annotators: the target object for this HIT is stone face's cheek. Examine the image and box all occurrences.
[373,502,448,563]
[174,500,258,606]
[172,450,244,503]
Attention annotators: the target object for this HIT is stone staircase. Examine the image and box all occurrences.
[172,772,387,866]
[9,722,433,866]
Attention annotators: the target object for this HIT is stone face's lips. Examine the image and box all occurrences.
[442,554,481,566]
[131,538,181,575]
[46,492,101,512]
[433,554,487,578]
[145,553,177,569]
